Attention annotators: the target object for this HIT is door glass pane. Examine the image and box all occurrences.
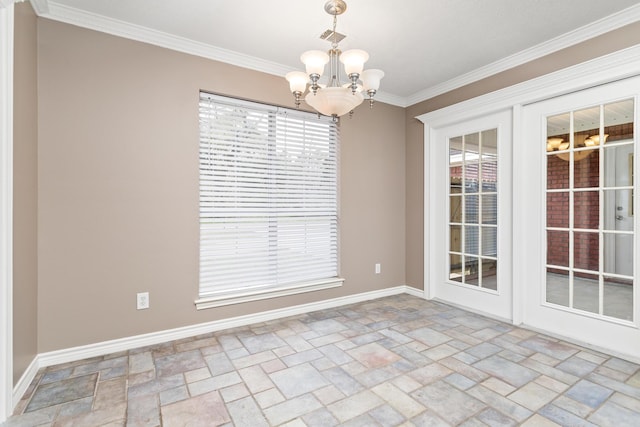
[450,254,463,283]
[547,230,569,267]
[448,128,499,291]
[466,256,479,286]
[547,268,569,306]
[481,194,497,225]
[574,191,599,230]
[481,259,498,290]
[573,272,599,314]
[545,99,634,320]
[547,192,569,228]
[603,276,633,320]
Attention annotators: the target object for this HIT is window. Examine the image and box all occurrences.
[196,93,342,309]
[448,129,498,290]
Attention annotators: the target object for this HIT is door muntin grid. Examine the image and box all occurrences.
[545,99,635,322]
[448,129,498,290]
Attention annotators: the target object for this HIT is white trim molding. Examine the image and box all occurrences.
[27,1,640,108]
[35,286,416,369]
[0,3,14,422]
[195,278,344,310]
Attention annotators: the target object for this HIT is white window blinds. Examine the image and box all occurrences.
[198,92,339,302]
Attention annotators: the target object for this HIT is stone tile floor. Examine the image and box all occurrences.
[3,294,640,426]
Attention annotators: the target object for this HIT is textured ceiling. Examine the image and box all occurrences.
[42,0,640,106]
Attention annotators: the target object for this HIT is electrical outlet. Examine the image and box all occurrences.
[375,263,381,274]
[137,292,149,310]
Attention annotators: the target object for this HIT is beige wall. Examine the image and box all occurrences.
[13,2,38,385]
[404,21,640,290]
[36,19,406,352]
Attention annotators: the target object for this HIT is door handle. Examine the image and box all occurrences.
[616,215,624,220]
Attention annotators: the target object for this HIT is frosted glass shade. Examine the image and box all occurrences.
[300,50,330,76]
[285,71,308,93]
[361,69,385,92]
[305,87,364,117]
[339,49,369,75]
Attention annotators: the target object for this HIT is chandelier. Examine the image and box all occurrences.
[547,134,608,161]
[285,0,384,120]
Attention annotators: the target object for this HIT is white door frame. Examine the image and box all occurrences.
[0,1,14,422]
[418,44,640,327]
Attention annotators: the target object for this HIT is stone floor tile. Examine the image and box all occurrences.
[603,357,640,375]
[184,367,211,384]
[422,343,459,361]
[407,327,452,347]
[53,402,126,427]
[372,382,425,419]
[538,404,598,427]
[220,383,250,403]
[7,295,640,427]
[476,407,518,427]
[128,374,184,400]
[474,355,539,388]
[412,381,485,425]
[370,404,405,426]
[467,385,533,423]
[56,396,93,420]
[126,395,159,427]
[588,372,640,399]
[129,352,154,375]
[263,393,323,426]
[410,409,454,426]
[520,336,579,360]
[481,377,516,396]
[254,387,286,409]
[270,362,329,398]
[160,390,230,426]
[158,385,189,406]
[439,357,490,383]
[534,374,570,393]
[155,349,205,377]
[444,372,476,390]
[588,400,640,427]
[320,366,364,396]
[175,336,218,353]
[552,395,593,418]
[27,373,98,412]
[93,377,126,410]
[187,371,241,397]
[556,356,599,377]
[204,351,234,377]
[302,407,339,427]
[313,384,346,406]
[327,390,384,423]
[565,379,614,408]
[232,349,277,369]
[226,396,269,427]
[519,414,562,426]
[507,382,559,411]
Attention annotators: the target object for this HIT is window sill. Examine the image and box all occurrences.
[195,278,345,310]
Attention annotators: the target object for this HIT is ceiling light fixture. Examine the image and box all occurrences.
[285,0,384,121]
[546,134,608,161]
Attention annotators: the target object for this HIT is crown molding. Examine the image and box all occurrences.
[32,1,640,109]
[406,3,640,107]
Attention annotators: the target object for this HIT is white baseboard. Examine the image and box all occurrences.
[11,356,38,411]
[14,285,418,407]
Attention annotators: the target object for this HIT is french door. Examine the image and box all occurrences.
[429,110,512,320]
[520,76,640,359]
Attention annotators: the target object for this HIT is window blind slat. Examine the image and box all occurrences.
[199,92,339,297]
